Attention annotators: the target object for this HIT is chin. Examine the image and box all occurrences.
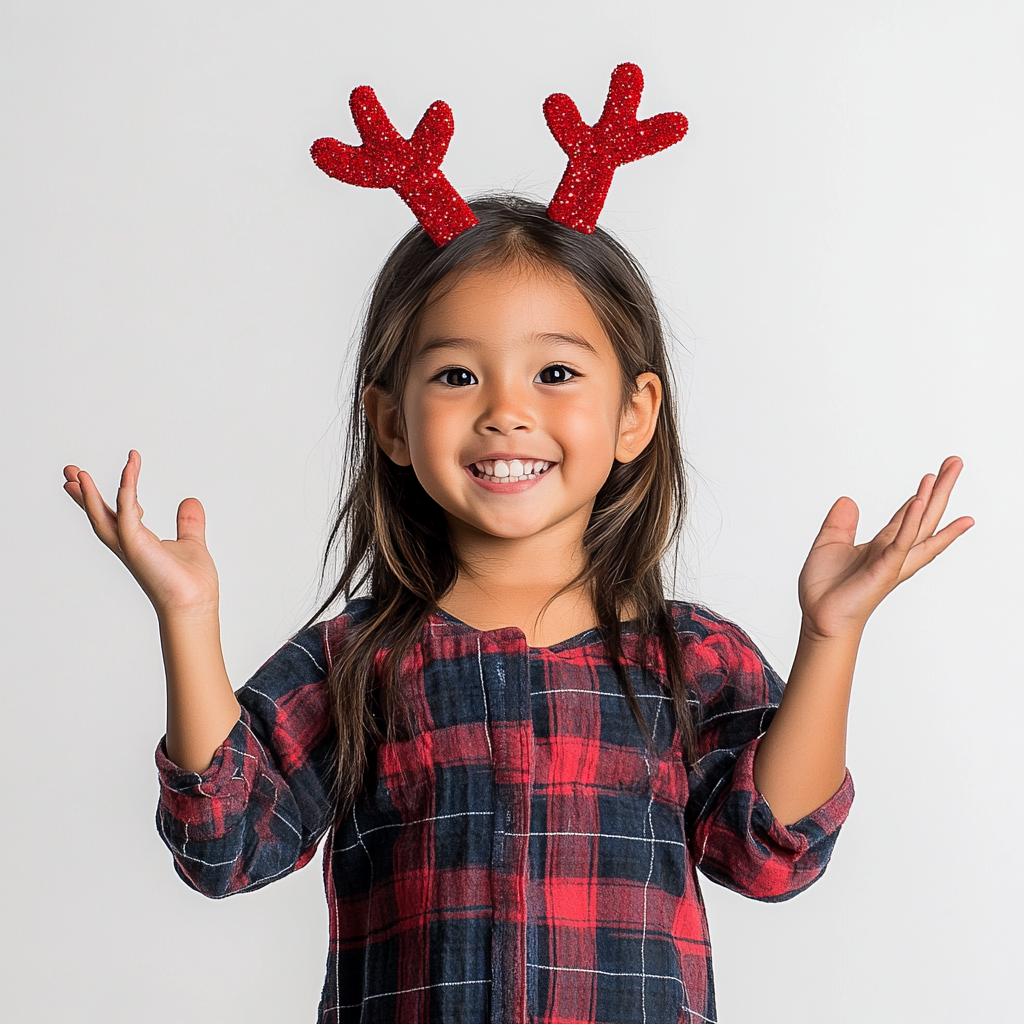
[474,518,551,540]
[450,507,556,540]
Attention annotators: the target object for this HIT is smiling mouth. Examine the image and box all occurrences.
[469,458,554,483]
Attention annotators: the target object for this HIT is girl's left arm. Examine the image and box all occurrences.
[753,455,973,826]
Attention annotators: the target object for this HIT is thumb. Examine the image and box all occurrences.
[812,495,859,548]
[176,497,207,546]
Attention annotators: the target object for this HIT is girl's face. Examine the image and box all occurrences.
[367,261,661,548]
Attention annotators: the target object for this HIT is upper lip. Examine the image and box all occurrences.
[466,452,556,463]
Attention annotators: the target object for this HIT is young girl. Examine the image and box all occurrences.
[62,79,971,1024]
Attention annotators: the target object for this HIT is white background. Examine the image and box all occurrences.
[2,2,1021,1021]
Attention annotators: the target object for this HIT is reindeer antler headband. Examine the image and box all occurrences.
[311,63,688,245]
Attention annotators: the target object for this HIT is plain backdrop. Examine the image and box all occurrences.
[2,2,1021,1021]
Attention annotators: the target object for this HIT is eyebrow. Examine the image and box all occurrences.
[415,332,599,359]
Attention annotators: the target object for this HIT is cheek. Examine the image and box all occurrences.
[403,398,460,470]
[559,395,622,450]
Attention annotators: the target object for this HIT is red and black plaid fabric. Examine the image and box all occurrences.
[156,601,854,1023]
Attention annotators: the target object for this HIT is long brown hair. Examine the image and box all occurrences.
[308,194,696,810]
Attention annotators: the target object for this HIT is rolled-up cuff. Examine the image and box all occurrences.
[155,712,257,844]
[692,735,856,902]
[155,712,250,792]
[737,733,855,851]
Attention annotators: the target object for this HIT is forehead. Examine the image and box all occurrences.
[413,261,614,356]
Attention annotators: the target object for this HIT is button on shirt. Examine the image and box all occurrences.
[156,600,854,1023]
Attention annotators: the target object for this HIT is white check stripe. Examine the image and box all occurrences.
[350,806,374,1016]
[330,825,341,1022]
[697,704,777,729]
[527,962,683,986]
[509,830,688,849]
[288,637,325,674]
[526,967,716,1023]
[333,977,491,1010]
[477,639,494,760]
[530,687,672,700]
[245,684,281,710]
[639,701,664,1024]
[336,811,494,853]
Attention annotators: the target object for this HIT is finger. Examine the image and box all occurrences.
[915,471,936,506]
[879,493,918,533]
[874,473,938,549]
[906,472,937,544]
[899,514,975,581]
[917,456,964,539]
[75,469,123,554]
[175,497,207,546]
[115,450,146,549]
[63,465,87,509]
[886,496,926,565]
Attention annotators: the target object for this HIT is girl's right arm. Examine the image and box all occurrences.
[63,450,240,772]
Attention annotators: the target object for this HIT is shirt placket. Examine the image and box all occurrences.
[485,631,534,1024]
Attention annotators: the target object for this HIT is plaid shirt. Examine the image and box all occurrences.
[156,600,853,1023]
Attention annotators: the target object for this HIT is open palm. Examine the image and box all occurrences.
[63,450,219,617]
[798,456,973,641]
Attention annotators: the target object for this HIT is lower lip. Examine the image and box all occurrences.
[464,465,554,494]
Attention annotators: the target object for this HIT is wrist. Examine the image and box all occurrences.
[156,597,220,628]
[157,605,223,657]
[798,616,865,647]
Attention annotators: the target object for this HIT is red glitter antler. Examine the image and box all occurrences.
[544,63,688,234]
[311,85,478,246]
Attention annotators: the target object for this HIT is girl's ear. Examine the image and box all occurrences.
[615,372,662,463]
[363,385,412,466]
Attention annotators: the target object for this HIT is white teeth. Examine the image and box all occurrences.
[472,459,552,482]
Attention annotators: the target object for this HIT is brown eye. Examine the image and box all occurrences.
[441,367,476,387]
[536,364,576,384]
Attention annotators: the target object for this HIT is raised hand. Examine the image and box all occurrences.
[63,451,219,619]
[797,455,974,642]
[753,456,973,823]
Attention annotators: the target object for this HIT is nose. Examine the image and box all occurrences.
[476,377,535,435]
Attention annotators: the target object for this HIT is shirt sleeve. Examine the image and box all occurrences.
[154,622,337,899]
[681,607,855,902]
